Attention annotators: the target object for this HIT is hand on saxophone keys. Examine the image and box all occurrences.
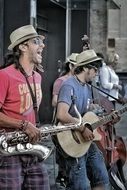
[21,121,41,143]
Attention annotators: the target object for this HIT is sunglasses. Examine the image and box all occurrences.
[24,37,44,46]
[30,38,44,46]
[87,65,98,72]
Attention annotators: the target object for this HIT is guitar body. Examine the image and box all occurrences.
[57,111,101,158]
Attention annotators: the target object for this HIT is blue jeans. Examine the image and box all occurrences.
[66,143,109,190]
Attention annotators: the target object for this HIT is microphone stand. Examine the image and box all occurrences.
[89,82,122,104]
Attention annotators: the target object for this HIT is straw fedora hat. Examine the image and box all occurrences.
[75,49,101,67]
[66,53,79,65]
[8,25,45,50]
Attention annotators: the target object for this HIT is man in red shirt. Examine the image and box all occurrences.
[0,25,50,190]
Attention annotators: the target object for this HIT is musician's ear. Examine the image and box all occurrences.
[69,63,73,70]
[83,67,87,72]
[19,43,27,51]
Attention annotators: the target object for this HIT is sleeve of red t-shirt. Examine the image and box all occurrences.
[52,78,64,95]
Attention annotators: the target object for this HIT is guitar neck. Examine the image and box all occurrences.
[40,104,127,136]
[92,104,127,130]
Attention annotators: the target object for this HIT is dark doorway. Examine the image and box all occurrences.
[37,0,89,124]
[71,10,88,53]
[37,0,66,123]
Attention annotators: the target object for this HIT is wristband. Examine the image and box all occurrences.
[20,120,29,131]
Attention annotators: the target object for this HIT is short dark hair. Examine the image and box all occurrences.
[87,60,102,69]
[74,60,102,74]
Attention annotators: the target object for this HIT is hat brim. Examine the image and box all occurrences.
[8,34,45,50]
[75,57,101,67]
[65,60,77,65]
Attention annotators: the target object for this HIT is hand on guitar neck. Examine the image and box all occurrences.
[118,96,127,105]
[107,110,120,126]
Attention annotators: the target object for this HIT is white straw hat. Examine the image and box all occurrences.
[8,25,45,50]
[75,49,101,67]
[66,53,79,65]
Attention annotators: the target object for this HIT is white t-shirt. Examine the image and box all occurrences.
[99,64,119,101]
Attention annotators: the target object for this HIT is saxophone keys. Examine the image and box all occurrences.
[26,143,33,150]
[17,143,25,152]
[8,146,15,153]
[2,140,8,149]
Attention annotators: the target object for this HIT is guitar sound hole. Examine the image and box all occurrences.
[84,123,93,132]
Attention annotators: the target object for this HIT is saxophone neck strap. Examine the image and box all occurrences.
[19,65,40,127]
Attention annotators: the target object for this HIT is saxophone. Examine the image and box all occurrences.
[0,104,82,160]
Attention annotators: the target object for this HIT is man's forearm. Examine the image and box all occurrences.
[57,112,78,124]
[0,112,22,129]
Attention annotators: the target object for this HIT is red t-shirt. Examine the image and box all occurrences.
[52,75,70,95]
[0,65,42,130]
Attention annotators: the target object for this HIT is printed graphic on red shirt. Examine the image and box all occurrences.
[18,83,42,114]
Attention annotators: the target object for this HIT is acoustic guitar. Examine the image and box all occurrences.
[56,104,127,158]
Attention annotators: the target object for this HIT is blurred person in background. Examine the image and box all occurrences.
[99,52,122,108]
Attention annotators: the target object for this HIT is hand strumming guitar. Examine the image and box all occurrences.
[79,124,95,141]
[81,127,95,141]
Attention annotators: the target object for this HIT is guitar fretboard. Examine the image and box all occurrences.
[92,104,127,130]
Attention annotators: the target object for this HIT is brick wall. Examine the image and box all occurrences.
[90,0,107,56]
[90,0,127,71]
